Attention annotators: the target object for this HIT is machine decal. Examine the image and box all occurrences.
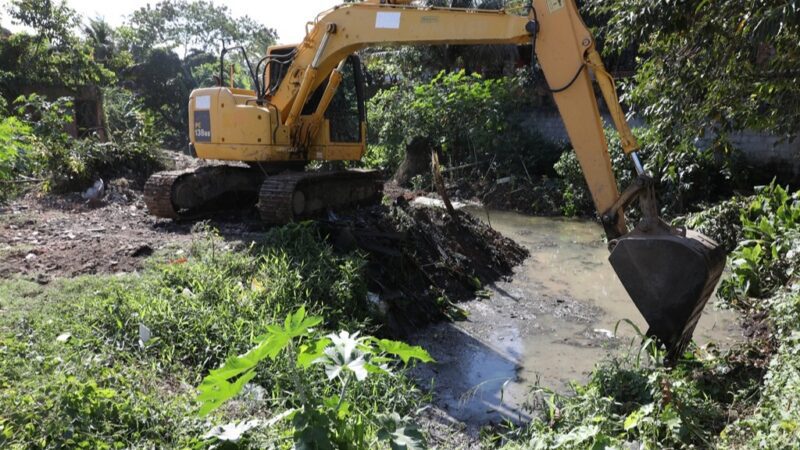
[194,110,211,142]
[375,12,401,29]
[546,0,565,13]
[195,95,211,110]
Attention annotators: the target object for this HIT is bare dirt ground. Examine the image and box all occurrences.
[0,180,268,283]
[0,173,527,331]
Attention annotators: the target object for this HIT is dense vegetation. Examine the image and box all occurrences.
[1,0,799,448]
[0,225,430,448]
[0,0,274,196]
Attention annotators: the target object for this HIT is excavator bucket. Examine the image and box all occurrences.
[609,226,726,361]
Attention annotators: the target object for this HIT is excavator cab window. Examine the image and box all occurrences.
[302,55,366,143]
[266,46,297,96]
[327,55,366,143]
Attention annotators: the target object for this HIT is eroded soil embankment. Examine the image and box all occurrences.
[0,181,527,333]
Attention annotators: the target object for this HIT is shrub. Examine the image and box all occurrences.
[367,70,561,178]
[679,196,748,253]
[0,116,33,201]
[501,342,729,449]
[718,182,800,302]
[553,126,633,216]
[14,92,163,192]
[554,126,742,218]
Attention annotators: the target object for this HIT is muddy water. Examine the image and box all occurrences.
[410,208,741,426]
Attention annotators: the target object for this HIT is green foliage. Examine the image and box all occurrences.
[102,87,164,149]
[367,69,561,178]
[501,341,731,449]
[554,126,635,216]
[680,196,749,253]
[0,116,32,200]
[3,0,277,150]
[0,0,114,97]
[12,93,163,192]
[588,0,800,145]
[110,0,277,147]
[0,225,429,448]
[119,0,277,60]
[720,284,800,448]
[0,277,206,449]
[197,307,432,448]
[555,126,741,217]
[85,223,369,373]
[719,182,800,301]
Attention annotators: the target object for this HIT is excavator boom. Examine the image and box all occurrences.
[144,0,725,360]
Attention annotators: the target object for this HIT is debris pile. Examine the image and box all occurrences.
[321,199,528,334]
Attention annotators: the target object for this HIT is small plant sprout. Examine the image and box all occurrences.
[196,307,433,447]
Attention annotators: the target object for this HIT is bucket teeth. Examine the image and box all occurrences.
[609,226,726,362]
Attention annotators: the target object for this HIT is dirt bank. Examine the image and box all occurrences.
[0,177,527,334]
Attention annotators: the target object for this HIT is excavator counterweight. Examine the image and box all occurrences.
[143,0,727,359]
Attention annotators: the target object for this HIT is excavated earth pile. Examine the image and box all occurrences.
[320,199,529,334]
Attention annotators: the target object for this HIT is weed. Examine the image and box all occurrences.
[10,93,163,193]
[718,181,800,302]
[196,306,432,448]
[0,225,430,448]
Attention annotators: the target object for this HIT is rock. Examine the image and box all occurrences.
[82,179,105,206]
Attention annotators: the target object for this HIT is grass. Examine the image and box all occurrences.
[0,223,424,449]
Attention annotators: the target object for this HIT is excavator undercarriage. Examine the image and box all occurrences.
[144,165,382,223]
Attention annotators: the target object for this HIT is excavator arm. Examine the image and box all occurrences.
[272,0,637,237]
[179,0,726,361]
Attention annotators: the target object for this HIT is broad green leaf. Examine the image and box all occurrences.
[377,339,434,364]
[197,368,256,417]
[297,337,331,368]
[624,409,644,431]
[283,306,323,338]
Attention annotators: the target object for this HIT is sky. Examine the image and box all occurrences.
[0,0,341,44]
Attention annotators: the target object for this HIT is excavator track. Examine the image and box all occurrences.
[144,165,264,220]
[143,170,186,219]
[258,169,382,224]
[145,166,382,223]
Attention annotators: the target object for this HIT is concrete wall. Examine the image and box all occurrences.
[711,131,800,184]
[517,108,800,183]
[515,109,645,145]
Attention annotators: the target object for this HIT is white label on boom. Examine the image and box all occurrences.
[375,12,401,29]
[546,0,565,12]
[195,95,211,110]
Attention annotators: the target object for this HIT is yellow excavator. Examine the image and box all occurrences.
[144,0,725,360]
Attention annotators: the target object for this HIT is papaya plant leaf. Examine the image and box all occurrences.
[197,368,256,417]
[376,339,434,364]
